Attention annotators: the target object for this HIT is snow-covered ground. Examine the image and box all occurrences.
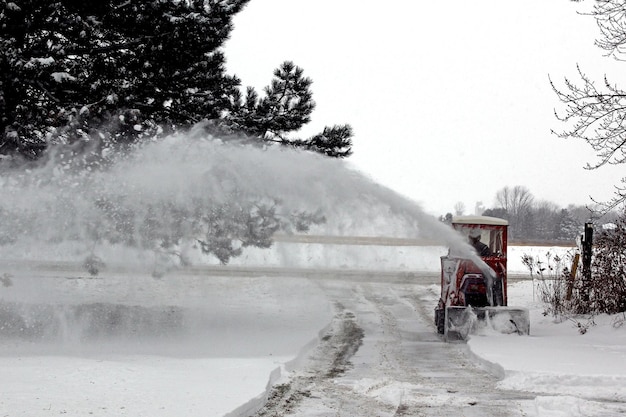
[1,243,625,416]
[0,268,333,417]
[469,280,626,417]
[468,281,626,417]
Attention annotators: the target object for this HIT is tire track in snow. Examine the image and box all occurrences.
[245,280,536,416]
[250,302,390,416]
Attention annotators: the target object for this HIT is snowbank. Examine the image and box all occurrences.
[0,241,566,276]
[0,273,333,417]
[468,280,626,416]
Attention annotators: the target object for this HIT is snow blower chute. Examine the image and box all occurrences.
[434,216,529,341]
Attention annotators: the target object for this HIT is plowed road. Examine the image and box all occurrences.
[248,279,536,416]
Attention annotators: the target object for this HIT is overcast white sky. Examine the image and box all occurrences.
[224,0,626,216]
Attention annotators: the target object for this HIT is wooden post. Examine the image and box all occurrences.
[565,253,579,301]
[580,223,593,303]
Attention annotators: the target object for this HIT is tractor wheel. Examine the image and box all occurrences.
[493,280,504,306]
[435,308,445,334]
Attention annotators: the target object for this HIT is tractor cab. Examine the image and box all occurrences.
[455,216,507,258]
[435,215,529,340]
[448,215,509,307]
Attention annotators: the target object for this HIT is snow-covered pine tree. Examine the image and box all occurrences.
[0,0,248,159]
[554,208,580,241]
[99,1,247,140]
[0,1,349,269]
[227,61,353,158]
[0,1,352,160]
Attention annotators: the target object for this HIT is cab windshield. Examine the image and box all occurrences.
[455,225,505,257]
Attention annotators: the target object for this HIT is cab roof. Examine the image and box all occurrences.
[452,215,509,226]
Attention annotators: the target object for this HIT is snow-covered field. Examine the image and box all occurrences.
[1,243,625,416]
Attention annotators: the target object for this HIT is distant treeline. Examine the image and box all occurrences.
[440,186,620,241]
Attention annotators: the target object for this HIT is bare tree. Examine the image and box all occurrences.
[593,0,626,59]
[495,186,534,214]
[495,186,535,239]
[551,0,626,211]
